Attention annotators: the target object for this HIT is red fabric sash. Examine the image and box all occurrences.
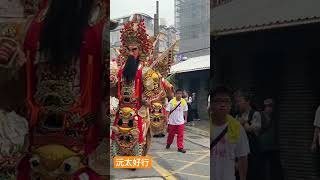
[112,65,144,143]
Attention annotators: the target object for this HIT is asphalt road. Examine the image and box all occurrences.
[110,131,210,180]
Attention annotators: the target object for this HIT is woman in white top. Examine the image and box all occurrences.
[183,90,194,126]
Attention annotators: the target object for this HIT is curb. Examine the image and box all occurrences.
[184,126,210,137]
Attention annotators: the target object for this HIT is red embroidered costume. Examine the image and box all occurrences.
[110,16,177,157]
[12,0,110,179]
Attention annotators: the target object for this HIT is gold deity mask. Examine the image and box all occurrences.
[143,69,160,92]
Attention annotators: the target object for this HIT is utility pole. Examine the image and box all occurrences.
[154,1,159,58]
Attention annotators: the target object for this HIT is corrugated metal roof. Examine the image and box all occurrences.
[211,0,320,35]
[170,55,210,74]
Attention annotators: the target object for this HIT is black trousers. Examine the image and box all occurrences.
[234,154,261,180]
[187,104,193,122]
[235,156,261,180]
[236,150,284,180]
[259,150,284,180]
[191,108,199,119]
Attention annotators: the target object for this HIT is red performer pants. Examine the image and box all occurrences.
[166,124,184,149]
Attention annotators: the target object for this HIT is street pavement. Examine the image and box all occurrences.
[110,130,210,180]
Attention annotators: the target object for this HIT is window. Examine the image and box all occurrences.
[114,41,121,47]
[212,0,233,7]
[191,31,199,39]
[110,30,121,46]
[144,18,153,30]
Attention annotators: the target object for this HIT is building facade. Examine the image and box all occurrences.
[159,25,179,53]
[212,0,320,179]
[170,55,210,120]
[211,0,234,8]
[172,0,210,121]
[174,0,210,58]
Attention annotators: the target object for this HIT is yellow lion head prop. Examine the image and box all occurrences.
[29,145,84,180]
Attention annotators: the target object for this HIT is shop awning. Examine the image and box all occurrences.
[170,55,210,74]
[211,0,320,35]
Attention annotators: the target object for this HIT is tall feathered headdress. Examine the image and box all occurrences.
[119,19,152,65]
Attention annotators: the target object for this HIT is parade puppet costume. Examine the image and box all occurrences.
[143,68,173,136]
[110,17,177,156]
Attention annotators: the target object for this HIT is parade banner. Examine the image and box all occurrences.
[114,156,152,169]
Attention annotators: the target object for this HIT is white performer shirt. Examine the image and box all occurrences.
[166,99,188,125]
[211,122,250,180]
